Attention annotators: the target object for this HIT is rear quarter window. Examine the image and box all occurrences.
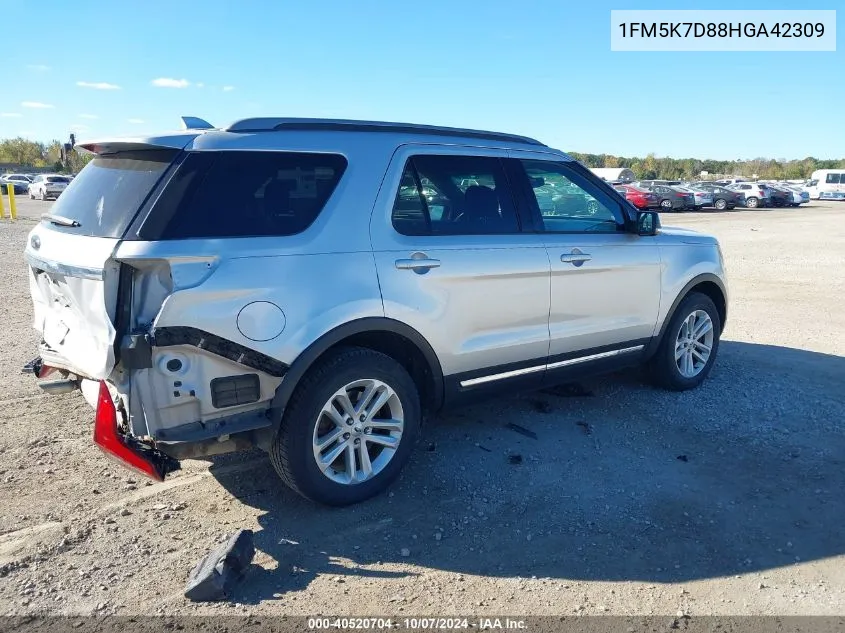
[150,151,347,239]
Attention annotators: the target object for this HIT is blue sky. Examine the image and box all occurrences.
[0,0,841,159]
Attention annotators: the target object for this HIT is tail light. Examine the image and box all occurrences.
[93,381,171,481]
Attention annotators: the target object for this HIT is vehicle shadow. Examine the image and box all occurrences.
[207,340,845,602]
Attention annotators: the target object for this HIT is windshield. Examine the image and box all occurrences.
[43,149,178,237]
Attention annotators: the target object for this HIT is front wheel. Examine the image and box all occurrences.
[714,198,727,210]
[270,347,421,506]
[745,196,759,209]
[660,199,672,211]
[649,292,721,391]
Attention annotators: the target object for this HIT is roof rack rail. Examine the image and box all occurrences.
[225,117,545,146]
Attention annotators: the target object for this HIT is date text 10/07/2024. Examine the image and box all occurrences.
[306,617,527,630]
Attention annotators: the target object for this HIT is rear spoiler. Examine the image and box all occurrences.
[76,134,201,156]
[76,116,216,156]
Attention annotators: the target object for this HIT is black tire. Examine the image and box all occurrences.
[270,346,421,506]
[745,196,759,209]
[714,198,727,210]
[649,292,721,391]
[660,199,672,210]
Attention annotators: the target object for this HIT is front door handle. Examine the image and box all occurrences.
[560,252,592,266]
[395,257,441,272]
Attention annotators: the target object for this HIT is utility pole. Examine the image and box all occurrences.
[60,133,76,170]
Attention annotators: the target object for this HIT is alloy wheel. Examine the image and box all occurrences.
[674,310,715,378]
[312,379,404,485]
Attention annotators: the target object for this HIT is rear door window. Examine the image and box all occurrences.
[390,155,520,236]
[154,151,347,239]
[39,150,178,237]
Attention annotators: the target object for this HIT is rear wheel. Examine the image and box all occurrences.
[714,198,727,210]
[270,347,421,506]
[649,292,721,391]
[745,196,759,209]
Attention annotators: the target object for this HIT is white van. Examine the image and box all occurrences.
[806,170,845,200]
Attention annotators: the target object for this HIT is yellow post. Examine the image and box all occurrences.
[7,186,17,220]
[0,187,6,219]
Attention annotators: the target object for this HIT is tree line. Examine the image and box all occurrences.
[569,152,845,181]
[2,136,843,181]
[0,137,92,173]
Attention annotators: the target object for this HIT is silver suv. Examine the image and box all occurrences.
[24,117,728,506]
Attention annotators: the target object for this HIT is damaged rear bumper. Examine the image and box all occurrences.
[23,357,180,482]
[93,380,180,482]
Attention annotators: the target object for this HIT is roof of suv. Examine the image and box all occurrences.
[78,116,553,156]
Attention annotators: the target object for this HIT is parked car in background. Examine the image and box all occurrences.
[639,184,691,211]
[691,183,742,210]
[675,185,714,209]
[28,174,71,200]
[613,184,660,209]
[727,182,771,208]
[765,183,807,207]
[714,178,750,187]
[0,174,32,195]
[636,180,683,188]
[760,184,791,208]
[779,184,810,206]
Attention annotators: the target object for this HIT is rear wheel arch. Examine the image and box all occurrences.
[647,274,727,358]
[270,318,444,429]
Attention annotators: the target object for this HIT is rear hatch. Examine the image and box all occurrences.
[25,143,187,380]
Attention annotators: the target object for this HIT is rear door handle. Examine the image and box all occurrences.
[560,253,592,265]
[395,258,441,272]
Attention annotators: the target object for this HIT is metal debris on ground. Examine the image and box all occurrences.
[505,423,538,440]
[677,455,689,462]
[508,454,523,465]
[184,529,256,602]
[575,421,593,435]
[476,444,492,453]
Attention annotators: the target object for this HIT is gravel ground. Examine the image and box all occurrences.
[1,198,844,617]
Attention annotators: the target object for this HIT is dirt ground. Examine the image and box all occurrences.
[1,198,844,617]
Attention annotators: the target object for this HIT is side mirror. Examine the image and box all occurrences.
[637,210,660,236]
